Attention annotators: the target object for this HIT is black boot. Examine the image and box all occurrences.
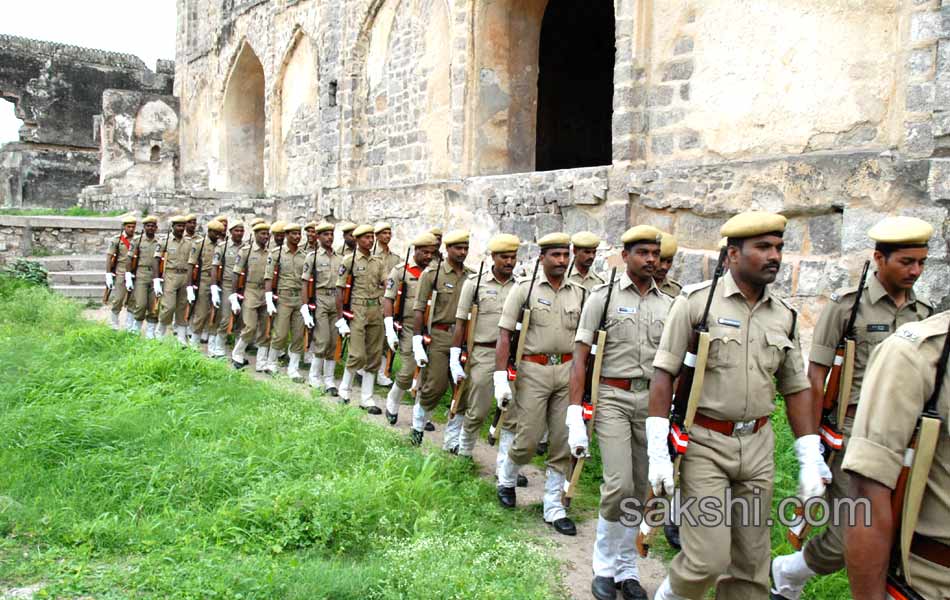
[424,420,435,432]
[326,386,338,396]
[497,486,516,509]
[664,523,681,550]
[547,517,576,536]
[361,406,382,415]
[517,473,528,487]
[590,576,617,600]
[232,359,247,370]
[618,579,647,600]
[535,441,548,456]
[409,429,423,446]
[386,410,398,425]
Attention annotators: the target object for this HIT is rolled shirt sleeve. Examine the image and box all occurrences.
[809,300,846,367]
[455,278,476,321]
[652,295,692,376]
[497,282,526,332]
[574,290,602,346]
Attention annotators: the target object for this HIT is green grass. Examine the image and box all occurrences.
[0,282,562,599]
[0,207,126,217]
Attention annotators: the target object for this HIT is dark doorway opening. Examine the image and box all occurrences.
[535,0,615,172]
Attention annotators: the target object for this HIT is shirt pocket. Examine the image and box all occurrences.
[531,305,553,327]
[648,316,665,344]
[707,326,742,370]
[479,294,501,316]
[763,330,794,374]
[562,307,581,331]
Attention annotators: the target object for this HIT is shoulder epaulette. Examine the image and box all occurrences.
[829,285,859,304]
[682,280,713,296]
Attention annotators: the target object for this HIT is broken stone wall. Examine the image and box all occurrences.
[0,34,174,208]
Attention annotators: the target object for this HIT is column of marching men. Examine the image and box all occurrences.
[102,210,950,600]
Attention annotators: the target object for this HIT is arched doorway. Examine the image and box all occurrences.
[535,0,614,171]
[221,42,265,194]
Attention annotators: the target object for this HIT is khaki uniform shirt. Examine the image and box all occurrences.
[265,246,307,295]
[126,235,158,278]
[576,273,674,379]
[657,278,683,297]
[499,274,585,355]
[413,260,475,325]
[653,271,809,421]
[212,240,242,287]
[154,234,190,273]
[336,250,386,300]
[233,244,270,287]
[843,311,950,548]
[455,270,516,344]
[384,257,424,308]
[107,233,134,275]
[300,246,343,290]
[375,247,403,279]
[570,269,605,292]
[187,236,217,280]
[810,273,932,407]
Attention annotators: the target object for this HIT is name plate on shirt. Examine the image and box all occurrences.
[617,306,638,315]
[537,298,552,306]
[717,317,741,328]
[484,290,498,296]
[445,283,454,289]
[866,324,890,333]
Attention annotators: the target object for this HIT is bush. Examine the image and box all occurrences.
[1,259,48,289]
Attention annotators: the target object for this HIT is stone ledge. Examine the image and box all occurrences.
[0,216,125,230]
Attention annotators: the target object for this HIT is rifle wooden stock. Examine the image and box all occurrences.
[449,305,478,418]
[103,253,118,304]
[563,327,606,506]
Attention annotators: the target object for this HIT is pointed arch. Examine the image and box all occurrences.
[272,28,320,193]
[219,40,265,193]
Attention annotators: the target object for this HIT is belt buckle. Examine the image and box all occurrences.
[733,419,757,437]
[548,354,562,366]
[632,379,648,392]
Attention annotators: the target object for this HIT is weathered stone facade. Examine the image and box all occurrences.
[0,34,174,208]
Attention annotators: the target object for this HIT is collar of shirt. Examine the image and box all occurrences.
[619,271,660,297]
[866,271,918,306]
[721,269,774,307]
[318,246,334,257]
[486,270,514,286]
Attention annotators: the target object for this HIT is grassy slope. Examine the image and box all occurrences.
[0,283,561,599]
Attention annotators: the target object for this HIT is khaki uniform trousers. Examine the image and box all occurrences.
[595,383,649,522]
[215,281,240,336]
[132,275,159,322]
[271,291,305,354]
[417,327,459,412]
[509,360,571,476]
[907,554,950,600]
[159,270,189,327]
[239,287,270,347]
[189,280,213,335]
[110,265,134,315]
[394,324,416,391]
[669,422,775,600]
[346,300,383,372]
[462,345,512,436]
[311,291,338,359]
[802,417,854,574]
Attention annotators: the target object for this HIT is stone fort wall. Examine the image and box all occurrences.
[166,0,950,335]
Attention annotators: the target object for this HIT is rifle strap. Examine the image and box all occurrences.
[407,265,423,278]
[119,233,131,251]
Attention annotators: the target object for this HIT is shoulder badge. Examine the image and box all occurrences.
[338,265,346,276]
[682,280,713,297]
[830,285,859,304]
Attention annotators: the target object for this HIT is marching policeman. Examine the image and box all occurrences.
[305,222,344,394]
[186,219,224,348]
[335,221,357,255]
[374,221,401,386]
[264,223,307,380]
[104,215,138,331]
[842,310,950,600]
[335,224,387,413]
[569,231,605,291]
[649,212,827,600]
[770,216,934,599]
[230,221,272,371]
[410,230,474,448]
[451,234,521,475]
[656,232,683,297]
[494,233,585,536]
[208,221,245,359]
[126,216,160,337]
[569,226,671,600]
[154,215,192,344]
[382,232,439,424]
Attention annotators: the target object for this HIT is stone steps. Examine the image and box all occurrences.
[33,255,107,299]
[47,270,106,285]
[53,284,107,299]
[32,254,103,272]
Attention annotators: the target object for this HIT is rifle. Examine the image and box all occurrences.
[384,247,412,378]
[228,248,248,335]
[265,243,283,339]
[151,232,171,313]
[209,235,229,327]
[103,234,125,304]
[449,261,484,417]
[488,255,541,446]
[563,267,617,506]
[303,248,320,351]
[129,228,145,278]
[787,260,870,550]
[184,236,207,322]
[886,318,949,597]
[637,246,728,557]
[411,253,443,398]
[333,250,358,361]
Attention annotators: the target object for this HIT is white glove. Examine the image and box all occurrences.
[795,434,829,501]
[265,291,277,316]
[229,293,242,314]
[646,416,675,496]
[210,285,222,308]
[384,316,399,352]
[186,286,196,304]
[493,370,512,410]
[566,404,588,458]
[300,305,315,329]
[412,335,428,368]
[153,278,163,297]
[124,271,134,291]
[335,317,350,336]
[449,347,466,383]
[105,272,115,289]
